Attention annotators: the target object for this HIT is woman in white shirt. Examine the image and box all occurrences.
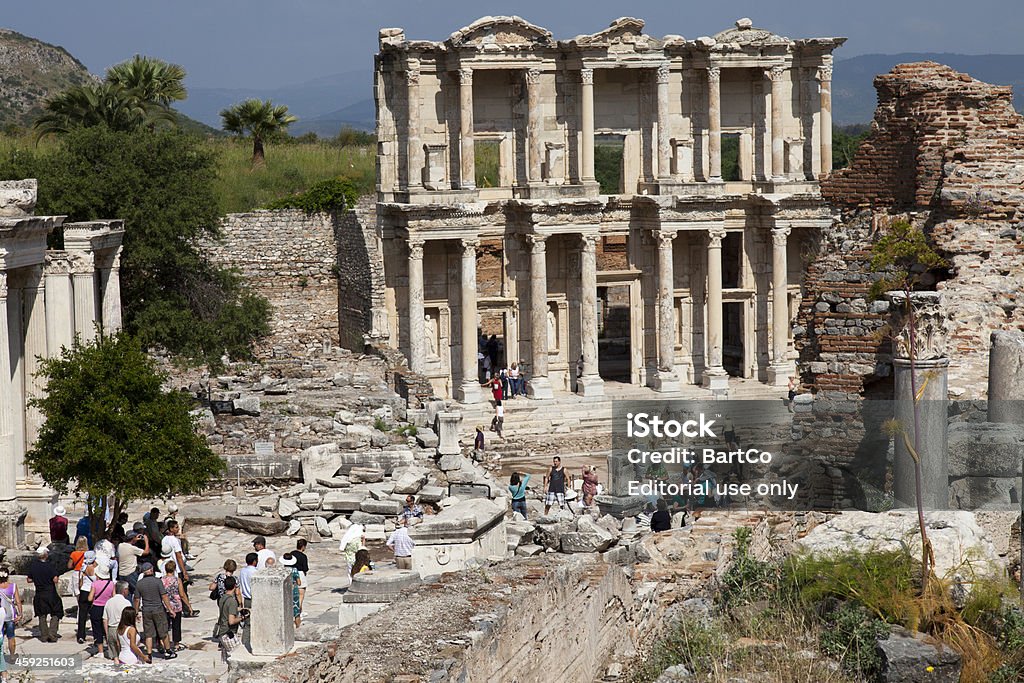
[115,607,149,665]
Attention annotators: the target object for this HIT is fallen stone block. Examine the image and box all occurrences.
[235,502,262,517]
[364,524,387,542]
[315,516,332,537]
[298,491,322,510]
[415,428,439,448]
[277,497,300,518]
[286,519,301,535]
[181,504,233,527]
[225,515,288,536]
[367,482,396,500]
[316,477,351,489]
[560,516,614,553]
[877,627,961,683]
[417,485,445,503]
[257,494,280,512]
[300,442,343,484]
[515,544,544,557]
[350,467,385,483]
[438,454,462,472]
[232,395,261,416]
[392,467,429,495]
[361,498,402,516]
[321,491,364,512]
[349,510,385,526]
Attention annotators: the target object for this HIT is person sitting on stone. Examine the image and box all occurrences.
[398,496,423,525]
[49,505,70,545]
[650,499,672,533]
[350,549,373,576]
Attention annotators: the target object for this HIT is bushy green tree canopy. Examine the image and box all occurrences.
[27,332,224,537]
[0,125,270,366]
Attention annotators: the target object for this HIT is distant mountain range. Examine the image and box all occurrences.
[3,24,1023,136]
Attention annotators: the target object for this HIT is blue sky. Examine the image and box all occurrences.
[5,0,1021,89]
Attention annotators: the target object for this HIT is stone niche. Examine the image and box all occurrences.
[407,498,507,575]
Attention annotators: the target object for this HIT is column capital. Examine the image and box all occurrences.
[458,67,473,85]
[706,66,721,83]
[67,250,95,275]
[816,65,833,83]
[580,67,594,85]
[525,68,541,85]
[771,226,792,246]
[460,237,479,255]
[405,62,420,86]
[581,233,599,253]
[654,229,677,249]
[764,65,786,82]
[707,226,727,248]
[656,62,671,84]
[408,237,425,260]
[525,233,547,252]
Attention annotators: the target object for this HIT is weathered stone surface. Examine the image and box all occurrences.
[360,498,402,516]
[795,510,1004,580]
[233,395,261,416]
[300,442,343,484]
[392,466,429,494]
[415,428,439,448]
[877,627,961,683]
[51,662,206,683]
[349,510,385,526]
[315,516,332,537]
[417,485,446,503]
[561,516,615,553]
[350,466,385,483]
[225,515,288,536]
[321,491,364,512]
[315,476,351,489]
[947,422,1024,477]
[515,544,544,557]
[438,454,463,471]
[298,491,322,510]
[277,496,300,518]
[250,567,295,656]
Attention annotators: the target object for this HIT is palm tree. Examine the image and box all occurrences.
[220,99,297,166]
[33,82,174,140]
[106,55,187,109]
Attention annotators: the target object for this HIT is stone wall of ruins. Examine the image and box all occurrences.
[334,198,386,350]
[208,209,342,354]
[801,62,1024,397]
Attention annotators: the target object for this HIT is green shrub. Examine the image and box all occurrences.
[626,617,728,683]
[373,416,388,432]
[718,527,781,607]
[264,176,357,214]
[819,602,890,678]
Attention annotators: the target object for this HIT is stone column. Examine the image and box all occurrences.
[407,238,425,373]
[526,234,553,398]
[250,568,295,656]
[578,234,604,397]
[71,251,97,343]
[888,291,949,510]
[580,68,595,183]
[654,230,680,392]
[406,61,422,189]
[987,330,1024,424]
[703,227,728,392]
[44,259,74,355]
[767,227,795,385]
[766,66,786,180]
[98,251,122,333]
[458,68,475,190]
[526,68,543,184]
[655,62,671,181]
[7,282,25,480]
[22,266,47,451]
[456,238,482,403]
[0,273,26,548]
[818,66,833,176]
[707,66,722,182]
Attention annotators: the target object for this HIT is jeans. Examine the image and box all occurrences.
[511,499,527,518]
[76,592,91,641]
[119,571,139,601]
[168,611,182,644]
[89,604,105,647]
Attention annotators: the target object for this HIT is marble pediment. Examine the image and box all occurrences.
[447,16,555,49]
[713,18,792,48]
[569,17,654,50]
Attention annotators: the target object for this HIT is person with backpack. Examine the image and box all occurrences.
[213,576,244,660]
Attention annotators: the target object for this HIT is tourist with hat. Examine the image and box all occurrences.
[117,524,149,600]
[132,562,175,659]
[87,560,116,658]
[26,546,62,643]
[281,553,305,628]
[48,505,70,545]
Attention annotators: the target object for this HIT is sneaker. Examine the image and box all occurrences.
[163,650,177,659]
[185,553,197,561]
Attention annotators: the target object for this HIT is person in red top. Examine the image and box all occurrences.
[490,376,502,403]
[49,505,70,545]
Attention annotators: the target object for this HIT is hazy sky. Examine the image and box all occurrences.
[5,0,1021,89]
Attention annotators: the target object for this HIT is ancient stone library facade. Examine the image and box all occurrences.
[368,16,844,401]
[0,180,123,545]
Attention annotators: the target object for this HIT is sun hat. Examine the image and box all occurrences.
[83,550,96,564]
[281,554,297,567]
[52,505,67,516]
[35,545,48,555]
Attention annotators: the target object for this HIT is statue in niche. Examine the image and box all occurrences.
[424,312,439,358]
[547,307,558,350]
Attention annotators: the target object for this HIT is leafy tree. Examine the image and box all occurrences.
[832,124,871,170]
[34,55,186,139]
[220,99,297,166]
[0,125,271,367]
[33,82,173,139]
[27,332,224,540]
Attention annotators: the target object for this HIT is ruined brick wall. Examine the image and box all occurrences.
[803,62,1024,398]
[208,209,341,354]
[335,198,386,350]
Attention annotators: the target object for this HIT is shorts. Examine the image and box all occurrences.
[396,556,413,571]
[2,621,12,638]
[142,610,169,640]
[545,491,566,507]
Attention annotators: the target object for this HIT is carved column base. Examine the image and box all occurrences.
[702,368,729,394]
[0,500,27,549]
[527,377,554,400]
[455,381,484,404]
[652,369,680,393]
[577,375,605,398]
[17,482,58,535]
[767,362,796,387]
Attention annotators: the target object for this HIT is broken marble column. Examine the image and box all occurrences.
[339,570,422,627]
[435,411,462,456]
[888,291,949,510]
[249,567,295,656]
[987,330,1024,424]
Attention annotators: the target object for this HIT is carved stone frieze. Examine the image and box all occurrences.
[886,291,949,361]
